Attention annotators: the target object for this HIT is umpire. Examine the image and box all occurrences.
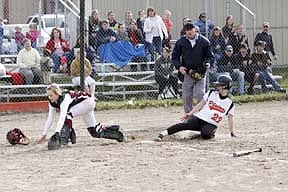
[172,22,213,113]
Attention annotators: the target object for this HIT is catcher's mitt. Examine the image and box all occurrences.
[6,128,30,145]
[188,69,205,80]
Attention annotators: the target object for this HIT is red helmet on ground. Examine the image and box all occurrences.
[6,128,30,145]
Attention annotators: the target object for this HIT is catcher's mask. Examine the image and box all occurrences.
[214,75,232,90]
[6,128,30,145]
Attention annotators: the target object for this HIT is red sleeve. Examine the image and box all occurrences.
[45,39,55,53]
[61,39,71,52]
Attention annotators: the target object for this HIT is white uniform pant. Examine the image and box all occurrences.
[69,97,96,128]
[72,76,96,97]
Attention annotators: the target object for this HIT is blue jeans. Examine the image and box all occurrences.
[258,70,281,92]
[51,52,71,73]
[146,36,162,61]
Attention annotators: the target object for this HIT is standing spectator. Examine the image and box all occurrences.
[17,38,43,85]
[222,15,234,44]
[254,22,277,61]
[136,10,146,37]
[95,20,119,51]
[117,24,130,41]
[40,48,52,84]
[0,18,3,58]
[162,9,173,49]
[123,10,133,30]
[209,26,226,62]
[14,26,25,52]
[228,24,249,54]
[180,17,192,36]
[194,12,215,37]
[143,7,168,61]
[88,9,101,49]
[71,49,96,97]
[216,45,245,95]
[26,23,40,48]
[45,28,71,73]
[107,10,120,31]
[249,41,285,93]
[155,47,180,99]
[172,23,213,113]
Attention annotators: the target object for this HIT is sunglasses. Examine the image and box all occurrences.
[263,25,269,28]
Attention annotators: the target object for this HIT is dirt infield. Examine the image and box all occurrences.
[0,101,288,192]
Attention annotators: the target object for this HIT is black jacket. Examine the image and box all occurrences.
[254,32,276,56]
[228,34,249,54]
[217,54,238,73]
[154,56,174,77]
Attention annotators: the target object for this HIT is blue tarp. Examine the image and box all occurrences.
[99,41,147,67]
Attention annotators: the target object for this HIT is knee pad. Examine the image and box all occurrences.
[201,128,215,140]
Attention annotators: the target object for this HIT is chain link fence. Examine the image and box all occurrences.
[0,0,287,103]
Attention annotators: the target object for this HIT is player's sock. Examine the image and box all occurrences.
[160,130,168,136]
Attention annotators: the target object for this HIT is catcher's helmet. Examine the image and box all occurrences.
[214,75,232,90]
[6,128,30,145]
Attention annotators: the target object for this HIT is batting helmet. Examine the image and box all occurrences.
[6,128,30,145]
[214,75,232,90]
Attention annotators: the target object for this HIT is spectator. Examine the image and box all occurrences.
[194,12,215,37]
[136,10,146,37]
[222,15,234,43]
[228,24,249,54]
[162,9,173,49]
[45,28,71,73]
[117,24,130,41]
[143,7,168,61]
[128,20,144,46]
[107,10,120,31]
[216,45,245,95]
[172,23,213,113]
[88,9,101,49]
[95,20,119,51]
[155,47,180,99]
[0,18,3,58]
[71,48,96,97]
[70,36,97,78]
[14,26,25,52]
[180,16,192,36]
[249,41,285,93]
[254,22,277,60]
[123,10,133,30]
[40,48,52,84]
[209,26,226,62]
[26,23,40,48]
[17,38,43,86]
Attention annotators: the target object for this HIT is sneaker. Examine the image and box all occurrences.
[154,133,164,142]
[276,88,286,93]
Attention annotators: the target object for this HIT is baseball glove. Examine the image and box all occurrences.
[188,69,204,80]
[6,128,30,145]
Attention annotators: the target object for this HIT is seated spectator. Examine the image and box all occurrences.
[222,15,234,44]
[95,20,119,51]
[228,24,249,54]
[180,16,191,36]
[26,23,40,48]
[162,9,173,49]
[216,45,245,95]
[45,28,71,73]
[70,36,97,78]
[14,26,25,52]
[17,38,43,86]
[209,26,226,62]
[234,44,252,84]
[71,49,96,97]
[117,24,130,41]
[123,10,133,30]
[136,10,146,37]
[249,41,285,93]
[107,10,120,31]
[88,9,101,50]
[194,12,215,37]
[40,48,52,84]
[155,47,180,99]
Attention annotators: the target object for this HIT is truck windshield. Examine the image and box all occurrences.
[44,18,64,28]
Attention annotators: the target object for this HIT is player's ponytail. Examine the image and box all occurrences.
[46,83,62,96]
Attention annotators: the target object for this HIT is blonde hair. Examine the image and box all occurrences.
[47,83,62,95]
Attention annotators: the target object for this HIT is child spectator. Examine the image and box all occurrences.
[136,10,146,37]
[123,10,133,30]
[26,23,40,48]
[162,9,173,49]
[40,48,52,84]
[117,24,130,41]
[14,26,25,52]
[222,15,234,44]
[107,10,120,31]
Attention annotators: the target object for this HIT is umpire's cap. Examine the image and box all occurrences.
[214,75,232,90]
[184,22,195,31]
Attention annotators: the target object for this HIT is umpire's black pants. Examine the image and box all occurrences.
[167,116,217,140]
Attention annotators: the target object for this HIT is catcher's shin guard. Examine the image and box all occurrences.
[48,132,61,150]
[69,128,76,144]
[87,124,124,142]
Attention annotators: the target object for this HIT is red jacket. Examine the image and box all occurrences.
[45,38,71,53]
[162,18,173,33]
